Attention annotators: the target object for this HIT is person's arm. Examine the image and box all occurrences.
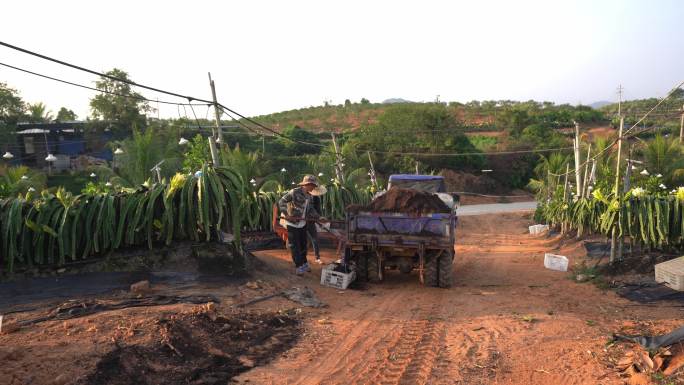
[278,190,293,216]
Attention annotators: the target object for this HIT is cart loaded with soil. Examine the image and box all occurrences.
[344,175,458,288]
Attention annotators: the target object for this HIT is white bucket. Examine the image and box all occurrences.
[544,253,568,272]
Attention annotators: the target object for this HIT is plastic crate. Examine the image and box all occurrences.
[655,257,684,291]
[544,253,568,272]
[320,263,356,290]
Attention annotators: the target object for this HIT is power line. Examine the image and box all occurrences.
[361,146,574,157]
[0,40,214,104]
[0,61,208,107]
[550,79,684,178]
[0,40,327,151]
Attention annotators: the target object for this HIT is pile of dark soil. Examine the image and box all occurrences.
[439,169,500,194]
[348,187,450,215]
[83,310,300,385]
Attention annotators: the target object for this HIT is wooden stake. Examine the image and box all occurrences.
[679,103,684,144]
[331,132,344,181]
[610,117,625,264]
[208,72,222,167]
[581,144,592,198]
[573,121,582,197]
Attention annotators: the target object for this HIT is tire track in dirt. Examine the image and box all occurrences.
[320,295,447,385]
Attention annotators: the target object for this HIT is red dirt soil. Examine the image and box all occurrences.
[3,212,684,385]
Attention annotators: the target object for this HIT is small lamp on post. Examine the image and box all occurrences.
[45,153,57,175]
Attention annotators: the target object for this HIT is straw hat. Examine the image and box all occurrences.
[298,174,319,186]
[297,174,327,196]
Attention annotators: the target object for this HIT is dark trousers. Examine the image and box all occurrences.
[287,225,308,267]
[306,222,320,259]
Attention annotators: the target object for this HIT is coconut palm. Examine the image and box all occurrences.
[106,127,182,187]
[641,134,684,187]
[528,152,571,198]
[28,102,53,123]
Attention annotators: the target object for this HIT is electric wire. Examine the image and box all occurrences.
[0,61,208,107]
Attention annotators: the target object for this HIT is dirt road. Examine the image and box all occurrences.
[2,212,682,385]
[236,213,681,385]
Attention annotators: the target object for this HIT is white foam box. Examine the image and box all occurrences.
[320,264,356,290]
[655,257,684,291]
[529,224,549,235]
[544,253,568,272]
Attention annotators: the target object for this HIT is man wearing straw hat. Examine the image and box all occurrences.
[278,174,327,275]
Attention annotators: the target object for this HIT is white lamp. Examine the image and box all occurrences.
[178,137,189,146]
[114,148,124,155]
[2,152,13,159]
[45,154,57,162]
[90,173,96,178]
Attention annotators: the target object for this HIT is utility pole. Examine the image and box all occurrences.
[331,132,344,181]
[610,116,625,264]
[207,72,221,167]
[573,121,582,197]
[617,84,624,118]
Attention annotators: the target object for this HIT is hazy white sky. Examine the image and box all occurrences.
[0,0,682,120]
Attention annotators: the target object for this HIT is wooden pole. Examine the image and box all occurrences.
[367,151,378,188]
[573,121,582,197]
[581,144,591,198]
[561,163,570,234]
[208,137,219,167]
[680,104,684,144]
[610,117,625,264]
[208,72,222,167]
[331,132,344,181]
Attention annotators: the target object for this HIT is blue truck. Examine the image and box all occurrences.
[345,175,458,288]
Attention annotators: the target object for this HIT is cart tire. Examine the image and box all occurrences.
[424,253,439,287]
[367,254,381,282]
[438,251,454,288]
[352,250,368,282]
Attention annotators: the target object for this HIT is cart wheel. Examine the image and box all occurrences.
[438,251,454,288]
[424,252,439,287]
[367,254,381,282]
[354,251,369,282]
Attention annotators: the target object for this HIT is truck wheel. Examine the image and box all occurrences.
[367,254,381,282]
[424,253,439,287]
[353,251,368,282]
[438,251,454,288]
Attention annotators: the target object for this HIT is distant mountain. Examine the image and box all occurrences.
[589,101,612,109]
[382,98,413,104]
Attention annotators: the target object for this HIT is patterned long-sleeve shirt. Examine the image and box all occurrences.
[278,187,321,228]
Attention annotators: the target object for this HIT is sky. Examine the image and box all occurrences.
[0,0,682,120]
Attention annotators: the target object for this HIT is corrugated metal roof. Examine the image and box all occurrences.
[16,128,50,134]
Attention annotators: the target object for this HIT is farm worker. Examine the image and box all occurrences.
[278,175,326,275]
[307,184,328,264]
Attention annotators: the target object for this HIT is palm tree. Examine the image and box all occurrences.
[528,152,571,198]
[102,127,181,187]
[28,102,53,123]
[641,134,684,187]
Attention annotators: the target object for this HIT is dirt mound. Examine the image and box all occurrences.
[83,310,300,385]
[348,187,450,215]
[439,169,500,194]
